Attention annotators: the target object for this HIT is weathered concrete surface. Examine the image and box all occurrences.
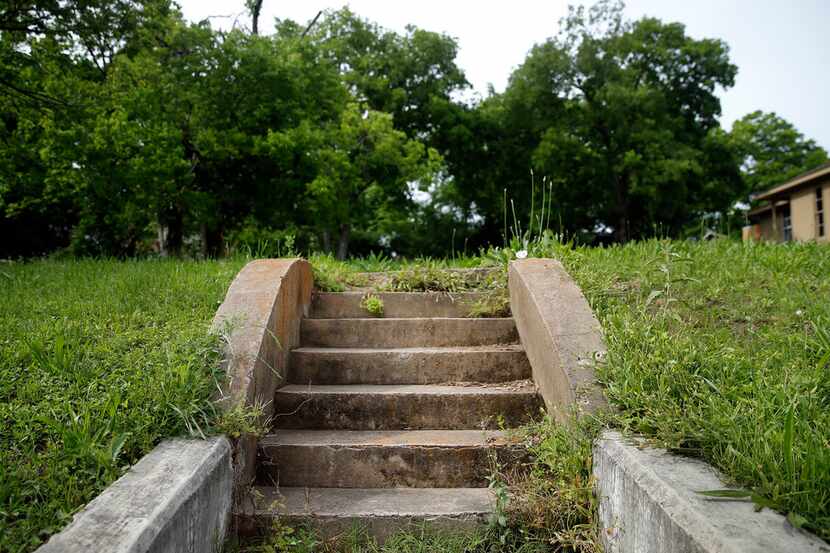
[508,259,607,421]
[243,486,492,542]
[38,438,232,553]
[258,429,526,488]
[211,258,312,491]
[273,384,542,430]
[289,345,530,385]
[594,432,829,553]
[310,292,491,319]
[301,317,518,348]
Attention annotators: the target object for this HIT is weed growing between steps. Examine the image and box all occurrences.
[360,293,385,316]
[487,414,603,553]
[0,258,245,553]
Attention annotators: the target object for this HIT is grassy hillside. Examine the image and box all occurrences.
[0,258,244,553]
[553,239,830,540]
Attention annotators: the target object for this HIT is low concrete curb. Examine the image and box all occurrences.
[38,437,232,553]
[594,432,828,552]
[508,258,608,421]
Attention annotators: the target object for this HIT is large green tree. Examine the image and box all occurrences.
[729,110,828,195]
[451,1,743,243]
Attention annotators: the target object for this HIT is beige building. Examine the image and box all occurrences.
[744,162,830,243]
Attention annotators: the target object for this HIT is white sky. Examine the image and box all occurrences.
[177,0,830,149]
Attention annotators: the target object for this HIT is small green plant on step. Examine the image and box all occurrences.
[360,293,385,316]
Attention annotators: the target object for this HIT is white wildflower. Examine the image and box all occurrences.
[515,250,528,259]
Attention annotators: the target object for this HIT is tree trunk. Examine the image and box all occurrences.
[159,203,184,257]
[613,174,630,243]
[321,230,331,253]
[250,0,263,35]
[336,223,350,260]
[201,223,224,258]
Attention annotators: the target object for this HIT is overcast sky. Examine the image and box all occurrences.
[177,0,830,149]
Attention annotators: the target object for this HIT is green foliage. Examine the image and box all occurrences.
[729,110,829,195]
[546,238,830,540]
[486,415,603,552]
[308,253,369,292]
[360,293,384,316]
[0,258,244,552]
[382,263,471,293]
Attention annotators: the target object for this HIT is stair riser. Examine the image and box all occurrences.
[289,349,531,385]
[257,443,527,488]
[310,292,491,319]
[273,390,541,430]
[300,318,518,348]
[237,513,486,544]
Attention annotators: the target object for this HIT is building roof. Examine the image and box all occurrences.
[755,161,830,201]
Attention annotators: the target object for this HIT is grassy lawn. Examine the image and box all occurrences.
[0,258,244,553]
[4,240,828,552]
[549,239,830,540]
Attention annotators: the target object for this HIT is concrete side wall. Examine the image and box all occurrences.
[211,258,313,492]
[791,187,816,241]
[594,432,826,553]
[38,438,233,553]
[508,258,607,421]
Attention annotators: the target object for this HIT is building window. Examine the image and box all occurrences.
[817,187,825,237]
[783,212,793,242]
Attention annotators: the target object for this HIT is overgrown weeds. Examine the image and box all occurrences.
[486,414,603,553]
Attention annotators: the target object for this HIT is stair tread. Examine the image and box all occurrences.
[276,383,537,395]
[292,345,525,354]
[250,486,494,516]
[305,316,514,321]
[261,429,511,447]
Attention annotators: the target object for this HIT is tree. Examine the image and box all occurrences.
[453,1,742,243]
[730,110,828,195]
[287,103,440,259]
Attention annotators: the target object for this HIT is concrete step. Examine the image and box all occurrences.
[300,318,518,348]
[289,345,531,385]
[309,292,491,319]
[240,486,493,542]
[257,430,527,488]
[272,383,541,430]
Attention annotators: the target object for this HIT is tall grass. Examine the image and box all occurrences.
[0,258,245,553]
[543,238,830,540]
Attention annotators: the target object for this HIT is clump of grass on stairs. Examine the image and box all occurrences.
[360,293,384,316]
[381,263,470,293]
[486,414,604,553]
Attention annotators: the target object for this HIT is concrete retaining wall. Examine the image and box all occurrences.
[595,432,827,552]
[38,438,232,553]
[508,257,827,552]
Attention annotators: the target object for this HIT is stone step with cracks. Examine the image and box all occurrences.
[239,486,493,543]
[257,430,528,488]
[272,384,542,430]
[309,292,491,319]
[300,317,518,348]
[289,345,531,385]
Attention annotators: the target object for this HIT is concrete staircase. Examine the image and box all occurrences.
[244,291,542,540]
